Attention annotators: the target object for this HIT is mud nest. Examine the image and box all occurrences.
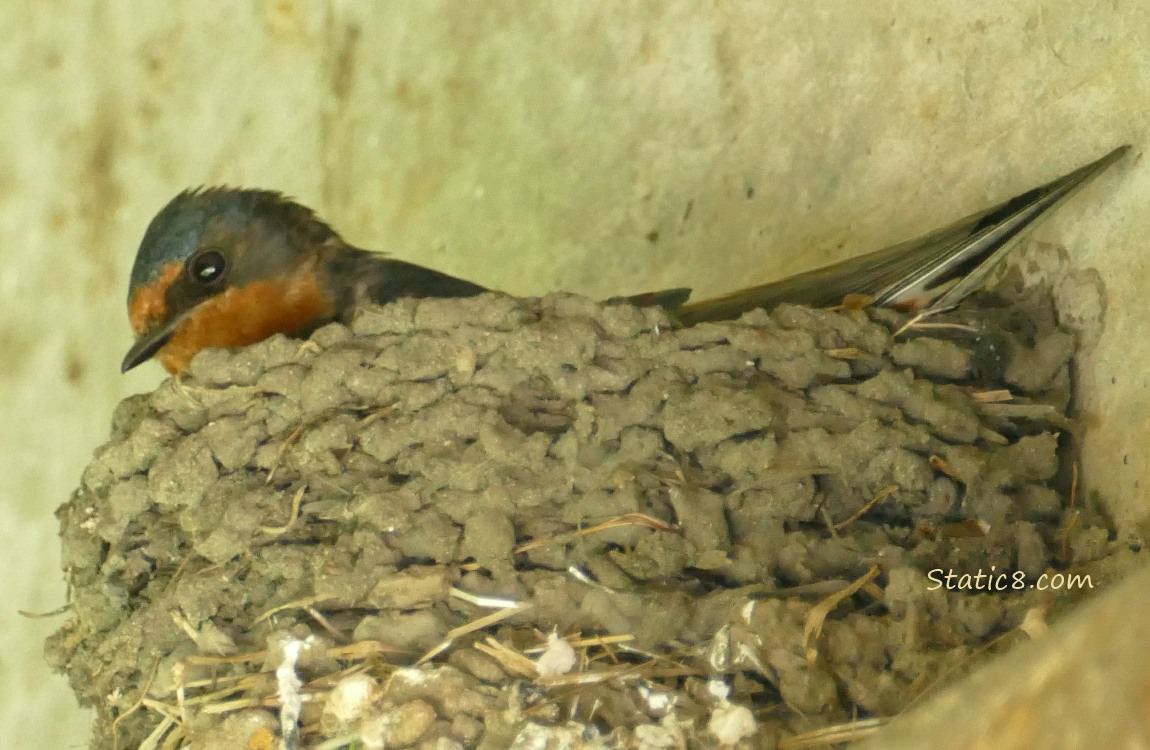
[50,278,1121,749]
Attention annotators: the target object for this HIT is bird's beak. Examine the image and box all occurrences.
[120,313,187,373]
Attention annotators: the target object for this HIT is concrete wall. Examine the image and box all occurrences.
[3,3,1145,745]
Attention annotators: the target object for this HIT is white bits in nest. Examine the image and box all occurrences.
[706,679,730,702]
[275,639,304,749]
[534,631,577,678]
[638,683,674,714]
[704,678,757,745]
[322,673,378,728]
[707,702,757,745]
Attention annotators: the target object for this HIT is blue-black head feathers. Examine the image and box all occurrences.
[127,188,337,297]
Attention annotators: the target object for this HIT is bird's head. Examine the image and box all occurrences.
[122,188,341,374]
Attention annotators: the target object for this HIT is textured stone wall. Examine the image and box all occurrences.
[2,3,1146,748]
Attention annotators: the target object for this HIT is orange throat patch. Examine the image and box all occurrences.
[129,262,335,374]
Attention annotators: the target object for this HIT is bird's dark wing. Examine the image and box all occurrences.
[612,287,693,309]
[323,247,487,317]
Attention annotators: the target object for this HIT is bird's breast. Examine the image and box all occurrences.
[156,266,336,373]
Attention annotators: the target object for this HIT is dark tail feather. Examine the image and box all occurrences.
[672,145,1129,325]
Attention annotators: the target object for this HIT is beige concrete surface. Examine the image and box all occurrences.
[1,3,1144,746]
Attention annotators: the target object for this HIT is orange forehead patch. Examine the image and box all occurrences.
[128,261,183,336]
[155,263,336,374]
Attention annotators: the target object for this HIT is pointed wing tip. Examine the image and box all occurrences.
[1091,144,1132,171]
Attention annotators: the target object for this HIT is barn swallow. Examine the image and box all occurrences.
[122,145,1127,374]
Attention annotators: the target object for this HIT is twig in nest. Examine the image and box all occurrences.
[198,696,267,715]
[473,636,538,677]
[1059,508,1081,563]
[259,485,307,535]
[514,512,677,553]
[892,315,978,337]
[111,658,163,750]
[617,642,693,669]
[356,402,399,428]
[135,713,178,750]
[903,627,1019,711]
[1069,461,1079,508]
[182,651,267,667]
[159,554,193,598]
[174,671,267,694]
[778,717,886,748]
[327,640,407,659]
[929,454,962,481]
[18,602,71,618]
[415,602,532,665]
[446,603,531,640]
[170,674,267,711]
[313,732,362,750]
[266,418,321,485]
[818,507,838,538]
[1054,461,1082,562]
[970,388,1014,403]
[196,692,314,716]
[173,661,187,729]
[802,565,881,662]
[305,606,345,642]
[523,633,634,654]
[254,595,334,624]
[450,586,520,609]
[833,485,898,531]
[536,664,640,687]
[266,403,387,485]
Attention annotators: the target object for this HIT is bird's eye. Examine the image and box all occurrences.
[188,250,227,286]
